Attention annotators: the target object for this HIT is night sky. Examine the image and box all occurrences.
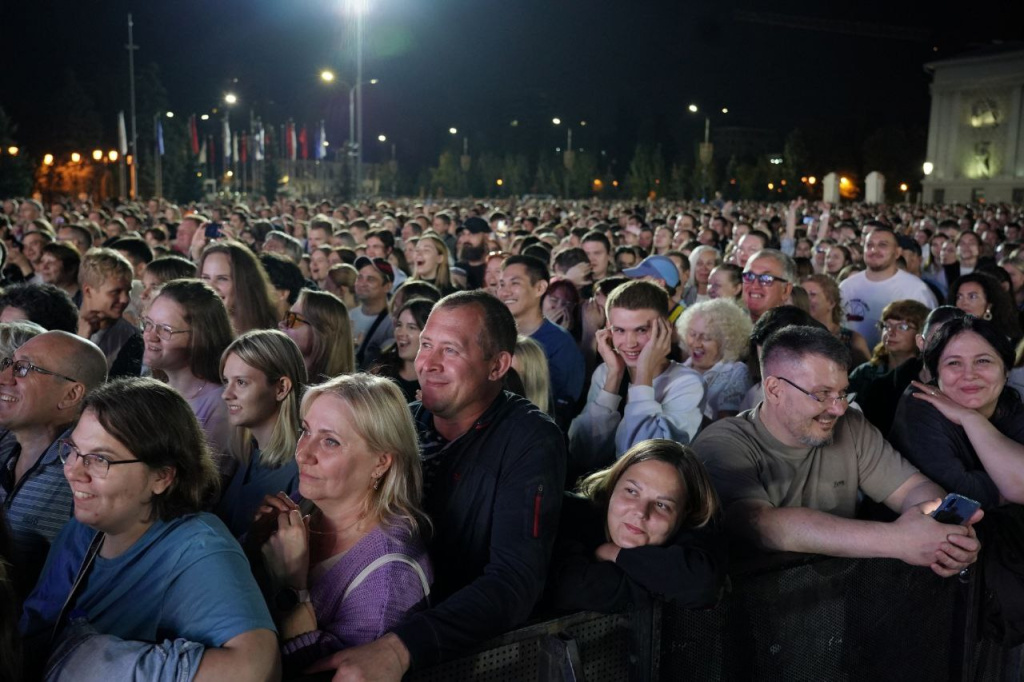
[3,0,1024,172]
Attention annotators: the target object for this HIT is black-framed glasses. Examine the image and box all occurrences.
[877,320,917,334]
[0,357,77,383]
[741,272,789,287]
[774,376,852,409]
[282,311,310,329]
[58,439,144,478]
[141,317,192,341]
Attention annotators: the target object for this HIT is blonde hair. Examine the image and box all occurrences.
[513,336,550,414]
[676,298,752,364]
[0,321,45,358]
[577,438,718,532]
[301,373,429,536]
[79,247,132,288]
[298,289,355,381]
[411,233,452,289]
[220,330,307,468]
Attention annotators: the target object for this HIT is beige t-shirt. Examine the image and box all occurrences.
[694,404,919,518]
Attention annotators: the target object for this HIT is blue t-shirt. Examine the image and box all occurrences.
[531,318,585,409]
[216,446,299,538]
[21,513,274,652]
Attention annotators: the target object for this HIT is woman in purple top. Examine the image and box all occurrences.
[254,373,432,673]
[142,279,235,483]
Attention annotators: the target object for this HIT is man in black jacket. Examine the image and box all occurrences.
[314,290,566,680]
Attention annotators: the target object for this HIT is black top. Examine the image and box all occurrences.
[550,493,727,613]
[889,385,1024,510]
[859,357,923,436]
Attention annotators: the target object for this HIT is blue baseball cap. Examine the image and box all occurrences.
[622,255,680,288]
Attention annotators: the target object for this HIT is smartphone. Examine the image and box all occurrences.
[802,216,815,225]
[930,493,981,525]
[204,222,222,239]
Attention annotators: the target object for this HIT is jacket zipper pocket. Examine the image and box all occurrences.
[532,484,543,538]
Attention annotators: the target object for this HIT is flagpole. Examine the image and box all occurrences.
[126,14,139,199]
[154,114,163,198]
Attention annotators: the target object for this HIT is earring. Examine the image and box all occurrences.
[984,307,993,321]
[372,475,380,491]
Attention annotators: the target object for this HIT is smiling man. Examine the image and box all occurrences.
[742,249,796,323]
[312,290,565,681]
[498,255,585,428]
[839,224,937,347]
[694,325,982,578]
[77,248,142,378]
[0,330,107,596]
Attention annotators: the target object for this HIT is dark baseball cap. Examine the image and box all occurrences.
[461,216,490,234]
[354,256,394,282]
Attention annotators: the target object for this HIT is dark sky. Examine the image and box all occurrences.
[3,0,1023,171]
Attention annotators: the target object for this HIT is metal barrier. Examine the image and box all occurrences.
[290,554,1016,681]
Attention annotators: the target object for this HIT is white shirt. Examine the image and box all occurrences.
[839,270,937,347]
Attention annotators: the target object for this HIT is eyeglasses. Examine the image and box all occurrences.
[58,439,144,478]
[0,357,77,383]
[877,321,917,334]
[282,311,310,329]
[141,317,192,341]
[741,272,789,287]
[774,376,852,409]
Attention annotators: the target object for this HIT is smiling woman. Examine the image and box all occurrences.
[551,439,724,613]
[20,378,279,681]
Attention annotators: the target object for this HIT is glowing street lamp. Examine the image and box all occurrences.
[92,150,103,161]
[449,127,458,135]
[43,154,54,166]
[688,104,698,113]
[70,152,82,163]
[200,114,210,121]
[165,111,174,118]
[6,146,17,156]
[224,93,238,105]
[922,161,934,176]
[320,70,336,83]
[377,134,387,143]
[108,150,119,162]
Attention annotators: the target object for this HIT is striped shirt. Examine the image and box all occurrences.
[0,428,74,594]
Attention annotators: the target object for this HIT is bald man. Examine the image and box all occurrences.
[0,331,107,596]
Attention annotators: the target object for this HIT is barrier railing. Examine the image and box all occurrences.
[292,553,1015,681]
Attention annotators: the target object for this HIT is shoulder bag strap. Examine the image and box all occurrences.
[341,553,430,605]
[50,531,105,648]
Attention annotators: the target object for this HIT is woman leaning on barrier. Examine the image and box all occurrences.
[889,315,1024,644]
[550,439,726,613]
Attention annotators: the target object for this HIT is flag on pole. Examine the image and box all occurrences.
[222,118,231,162]
[240,132,248,164]
[117,112,128,155]
[232,133,239,164]
[156,119,165,156]
[255,123,265,161]
[299,126,308,160]
[287,122,296,161]
[198,139,207,165]
[314,120,326,161]
[189,115,200,155]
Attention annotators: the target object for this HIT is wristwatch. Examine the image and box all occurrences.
[274,586,311,611]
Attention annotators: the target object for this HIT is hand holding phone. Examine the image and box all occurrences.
[930,493,981,526]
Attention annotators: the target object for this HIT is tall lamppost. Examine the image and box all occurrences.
[344,0,372,199]
[688,104,728,200]
[321,70,376,198]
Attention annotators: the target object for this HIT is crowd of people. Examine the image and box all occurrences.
[0,191,1022,680]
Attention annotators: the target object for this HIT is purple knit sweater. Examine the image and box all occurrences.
[281,521,432,669]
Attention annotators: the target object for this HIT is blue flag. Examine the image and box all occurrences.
[156,119,165,156]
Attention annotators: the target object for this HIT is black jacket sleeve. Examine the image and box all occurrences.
[889,386,1001,508]
[551,496,726,613]
[391,417,566,668]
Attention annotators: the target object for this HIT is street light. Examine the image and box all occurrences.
[108,150,119,162]
[688,104,698,113]
[552,117,561,126]
[377,134,387,142]
[320,69,335,83]
[200,114,210,121]
[923,161,934,176]
[6,146,17,156]
[92,150,103,161]
[43,154,54,166]
[449,127,458,135]
[70,152,82,163]
[165,111,174,118]
[224,93,238,105]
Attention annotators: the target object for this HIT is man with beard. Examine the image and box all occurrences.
[455,217,490,290]
[694,325,982,577]
[839,224,937,348]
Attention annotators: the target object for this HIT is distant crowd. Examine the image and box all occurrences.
[0,192,1022,680]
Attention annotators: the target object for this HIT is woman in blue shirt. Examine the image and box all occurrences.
[217,329,307,537]
[21,377,279,681]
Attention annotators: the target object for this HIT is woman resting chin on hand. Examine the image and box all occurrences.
[551,439,726,613]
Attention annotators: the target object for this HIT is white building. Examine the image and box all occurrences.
[922,46,1024,204]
